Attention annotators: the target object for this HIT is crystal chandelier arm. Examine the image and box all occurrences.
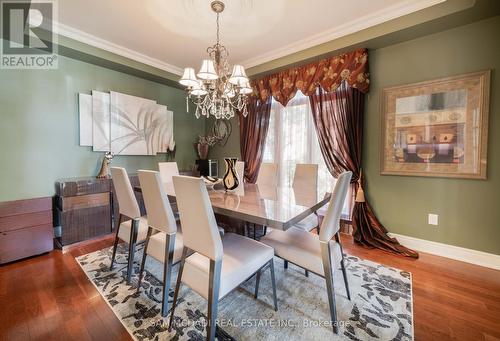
[178,1,249,120]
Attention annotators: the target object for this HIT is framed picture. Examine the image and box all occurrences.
[380,71,490,179]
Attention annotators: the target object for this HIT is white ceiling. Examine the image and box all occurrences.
[57,0,445,75]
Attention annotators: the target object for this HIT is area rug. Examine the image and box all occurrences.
[76,244,413,341]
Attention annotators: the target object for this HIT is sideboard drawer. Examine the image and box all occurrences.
[0,197,53,264]
[0,210,52,233]
[56,192,110,211]
[0,224,53,264]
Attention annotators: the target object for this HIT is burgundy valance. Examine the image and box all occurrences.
[251,48,369,107]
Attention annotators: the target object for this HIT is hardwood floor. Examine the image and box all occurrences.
[1,234,499,341]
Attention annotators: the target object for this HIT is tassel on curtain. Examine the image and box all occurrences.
[353,171,418,258]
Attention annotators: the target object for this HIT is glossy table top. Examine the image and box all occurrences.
[136,182,331,230]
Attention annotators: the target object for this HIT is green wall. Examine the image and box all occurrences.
[364,16,500,255]
[0,53,205,202]
[210,16,500,255]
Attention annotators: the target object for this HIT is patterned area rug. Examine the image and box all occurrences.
[76,244,413,341]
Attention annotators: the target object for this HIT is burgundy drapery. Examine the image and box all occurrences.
[241,47,417,258]
[308,83,363,180]
[242,48,370,182]
[252,48,370,107]
[239,96,273,183]
[309,83,418,258]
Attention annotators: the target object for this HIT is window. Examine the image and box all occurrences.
[263,91,352,216]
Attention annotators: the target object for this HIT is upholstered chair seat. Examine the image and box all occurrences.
[146,230,185,265]
[182,233,274,299]
[117,217,150,244]
[261,227,342,276]
[293,213,319,233]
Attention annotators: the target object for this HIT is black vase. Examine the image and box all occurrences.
[223,158,239,191]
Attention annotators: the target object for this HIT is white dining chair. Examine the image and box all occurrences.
[110,167,150,284]
[169,175,278,341]
[254,163,278,237]
[256,163,278,187]
[292,164,320,234]
[235,161,245,185]
[158,161,181,218]
[136,170,184,316]
[158,162,179,183]
[260,171,352,335]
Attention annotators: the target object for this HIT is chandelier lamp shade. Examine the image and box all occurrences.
[179,1,250,119]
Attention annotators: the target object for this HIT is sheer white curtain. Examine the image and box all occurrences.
[263,91,352,216]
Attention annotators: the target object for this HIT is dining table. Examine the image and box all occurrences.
[134,181,331,231]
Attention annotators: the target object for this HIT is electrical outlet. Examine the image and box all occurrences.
[428,214,439,226]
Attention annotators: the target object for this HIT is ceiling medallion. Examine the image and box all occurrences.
[179,0,251,120]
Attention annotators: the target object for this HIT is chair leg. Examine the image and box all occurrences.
[169,247,188,331]
[340,258,351,301]
[314,211,321,235]
[269,260,278,312]
[161,233,176,317]
[254,269,261,299]
[126,219,139,284]
[207,259,222,341]
[321,241,339,334]
[284,260,288,269]
[263,225,268,236]
[110,214,123,271]
[136,226,153,292]
[305,269,309,277]
[336,232,351,300]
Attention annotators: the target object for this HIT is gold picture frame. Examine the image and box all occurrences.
[380,71,490,179]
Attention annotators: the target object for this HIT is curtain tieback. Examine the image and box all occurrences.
[355,170,365,203]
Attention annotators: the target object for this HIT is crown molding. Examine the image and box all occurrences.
[55,22,184,76]
[54,0,445,75]
[239,0,446,69]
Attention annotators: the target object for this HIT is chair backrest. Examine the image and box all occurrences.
[172,175,223,261]
[138,170,177,235]
[292,164,318,190]
[110,167,141,219]
[256,163,278,187]
[235,161,245,185]
[158,162,179,183]
[319,171,352,242]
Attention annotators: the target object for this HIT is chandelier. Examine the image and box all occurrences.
[179,1,251,120]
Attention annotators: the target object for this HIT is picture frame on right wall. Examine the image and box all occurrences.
[380,70,490,179]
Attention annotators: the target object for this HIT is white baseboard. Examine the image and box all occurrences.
[388,233,500,271]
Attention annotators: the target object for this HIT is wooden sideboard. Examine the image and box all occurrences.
[54,175,145,247]
[0,197,54,264]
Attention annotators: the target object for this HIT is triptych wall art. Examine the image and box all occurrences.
[79,91,175,156]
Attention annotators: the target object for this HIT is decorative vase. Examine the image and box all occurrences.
[96,152,114,179]
[195,143,209,160]
[223,158,239,191]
